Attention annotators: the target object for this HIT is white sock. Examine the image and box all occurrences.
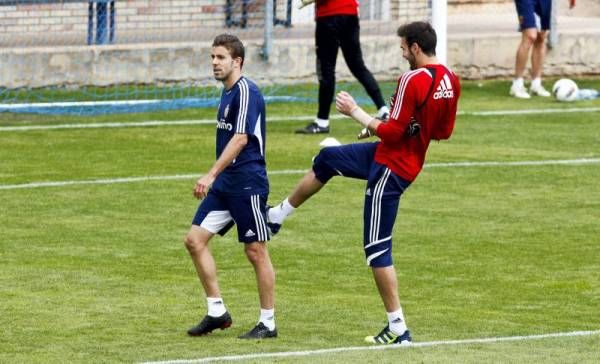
[387,308,408,336]
[377,106,389,119]
[207,297,227,317]
[315,118,329,128]
[259,308,275,331]
[513,77,524,87]
[268,198,295,224]
[531,77,542,88]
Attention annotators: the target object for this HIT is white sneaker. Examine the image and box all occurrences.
[510,83,531,99]
[530,84,551,97]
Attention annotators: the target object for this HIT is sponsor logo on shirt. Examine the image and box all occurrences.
[217,120,233,130]
[433,74,454,100]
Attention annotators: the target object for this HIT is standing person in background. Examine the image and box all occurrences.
[296,0,389,134]
[510,0,576,99]
[268,21,460,344]
[184,34,277,340]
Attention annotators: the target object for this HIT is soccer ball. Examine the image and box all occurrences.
[552,79,579,102]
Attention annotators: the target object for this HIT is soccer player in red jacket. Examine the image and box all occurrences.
[267,21,460,344]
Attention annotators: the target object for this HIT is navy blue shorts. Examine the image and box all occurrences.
[515,0,551,31]
[312,142,411,267]
[192,190,270,243]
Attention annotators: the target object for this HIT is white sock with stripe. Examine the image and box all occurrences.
[259,308,275,330]
[387,308,407,335]
[268,198,295,224]
[206,297,227,317]
[315,118,329,128]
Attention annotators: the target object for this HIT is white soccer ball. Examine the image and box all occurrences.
[552,79,579,102]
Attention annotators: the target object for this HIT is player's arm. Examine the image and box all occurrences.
[375,77,418,143]
[194,133,248,199]
[335,91,382,135]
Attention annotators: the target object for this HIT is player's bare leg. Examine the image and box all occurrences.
[515,28,536,79]
[185,225,220,297]
[510,28,537,99]
[372,266,400,312]
[267,170,325,234]
[529,30,550,96]
[239,241,278,339]
[185,225,232,336]
[364,266,411,345]
[244,242,275,310]
[530,30,547,80]
[288,170,325,207]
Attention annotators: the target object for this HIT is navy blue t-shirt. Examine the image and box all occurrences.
[211,77,269,196]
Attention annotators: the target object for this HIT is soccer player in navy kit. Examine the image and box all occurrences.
[184,34,276,339]
[268,22,460,344]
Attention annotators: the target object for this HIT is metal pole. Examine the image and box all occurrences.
[87,1,94,45]
[109,1,116,44]
[263,0,274,61]
[431,0,447,65]
[548,0,558,49]
[96,1,108,44]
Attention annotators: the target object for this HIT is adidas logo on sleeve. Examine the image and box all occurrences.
[433,74,454,99]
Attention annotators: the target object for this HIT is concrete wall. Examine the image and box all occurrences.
[2,28,598,89]
[1,0,598,88]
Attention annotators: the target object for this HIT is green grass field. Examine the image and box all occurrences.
[1,79,599,363]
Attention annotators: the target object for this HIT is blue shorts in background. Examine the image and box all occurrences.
[515,0,551,31]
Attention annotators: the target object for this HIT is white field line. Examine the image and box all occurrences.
[1,106,599,132]
[1,158,599,191]
[0,115,320,132]
[0,170,306,190]
[139,329,600,364]
[459,106,600,116]
[0,100,164,108]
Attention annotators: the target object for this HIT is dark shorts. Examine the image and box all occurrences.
[192,191,270,243]
[515,0,551,31]
[312,142,411,267]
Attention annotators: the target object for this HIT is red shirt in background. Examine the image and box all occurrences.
[316,0,359,18]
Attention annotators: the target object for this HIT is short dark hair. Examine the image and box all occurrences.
[212,33,245,67]
[397,21,437,56]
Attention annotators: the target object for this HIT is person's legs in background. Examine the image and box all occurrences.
[339,16,389,119]
[296,17,339,134]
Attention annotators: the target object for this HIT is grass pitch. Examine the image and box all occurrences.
[1,79,599,363]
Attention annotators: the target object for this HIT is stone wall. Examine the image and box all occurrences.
[2,28,598,89]
[0,0,227,35]
[1,0,599,88]
[0,0,428,38]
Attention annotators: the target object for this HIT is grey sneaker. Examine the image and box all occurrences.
[238,322,278,339]
[295,122,330,134]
